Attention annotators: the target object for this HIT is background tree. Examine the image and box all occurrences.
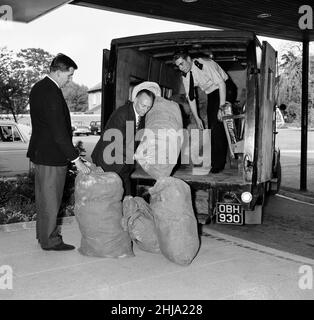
[17,48,53,91]
[62,82,89,112]
[0,47,54,121]
[278,45,302,104]
[0,47,90,120]
[276,42,314,127]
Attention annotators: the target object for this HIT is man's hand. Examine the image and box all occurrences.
[217,109,223,122]
[195,117,204,130]
[74,158,91,174]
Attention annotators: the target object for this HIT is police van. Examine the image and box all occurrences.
[100,30,281,225]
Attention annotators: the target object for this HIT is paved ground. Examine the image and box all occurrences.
[1,128,314,300]
[0,220,313,300]
[273,127,314,191]
[205,194,314,260]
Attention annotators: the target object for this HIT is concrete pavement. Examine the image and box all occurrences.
[206,193,314,260]
[0,220,313,300]
[1,129,314,300]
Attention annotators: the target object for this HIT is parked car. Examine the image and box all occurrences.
[0,120,31,176]
[72,122,90,136]
[90,120,101,135]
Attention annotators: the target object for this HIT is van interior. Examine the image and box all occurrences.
[111,32,260,181]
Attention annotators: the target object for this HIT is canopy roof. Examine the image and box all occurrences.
[7,0,313,42]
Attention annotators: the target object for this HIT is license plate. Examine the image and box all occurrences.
[216,203,243,225]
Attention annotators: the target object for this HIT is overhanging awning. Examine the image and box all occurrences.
[4,0,314,42]
[2,0,71,22]
[71,0,314,42]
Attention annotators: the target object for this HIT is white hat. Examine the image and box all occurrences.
[131,81,161,101]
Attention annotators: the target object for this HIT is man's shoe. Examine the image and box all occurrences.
[43,242,75,251]
[210,168,223,174]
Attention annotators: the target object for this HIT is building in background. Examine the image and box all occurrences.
[87,82,101,113]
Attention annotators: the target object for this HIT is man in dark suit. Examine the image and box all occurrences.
[27,53,90,251]
[91,88,156,195]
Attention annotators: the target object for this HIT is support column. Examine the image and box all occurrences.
[300,40,309,191]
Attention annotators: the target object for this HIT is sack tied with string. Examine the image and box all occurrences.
[121,196,160,254]
[74,165,133,258]
[134,96,183,179]
[149,177,200,265]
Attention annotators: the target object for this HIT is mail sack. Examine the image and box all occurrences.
[75,165,133,258]
[121,196,160,254]
[135,96,183,179]
[149,177,200,265]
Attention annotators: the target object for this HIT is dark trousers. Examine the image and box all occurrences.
[117,164,134,196]
[207,89,228,170]
[34,164,67,249]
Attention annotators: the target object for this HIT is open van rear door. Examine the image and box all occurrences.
[242,40,259,183]
[257,42,277,183]
[101,49,114,130]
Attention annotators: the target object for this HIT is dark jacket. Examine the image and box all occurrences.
[91,101,144,175]
[27,77,79,166]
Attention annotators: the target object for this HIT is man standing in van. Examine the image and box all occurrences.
[173,51,230,173]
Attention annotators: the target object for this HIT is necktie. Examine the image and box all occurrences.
[136,116,142,131]
[189,71,195,101]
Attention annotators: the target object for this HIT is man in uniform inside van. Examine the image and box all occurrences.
[173,51,233,173]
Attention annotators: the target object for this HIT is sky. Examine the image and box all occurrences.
[0,3,309,88]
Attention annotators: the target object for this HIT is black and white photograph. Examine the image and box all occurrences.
[0,0,314,304]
